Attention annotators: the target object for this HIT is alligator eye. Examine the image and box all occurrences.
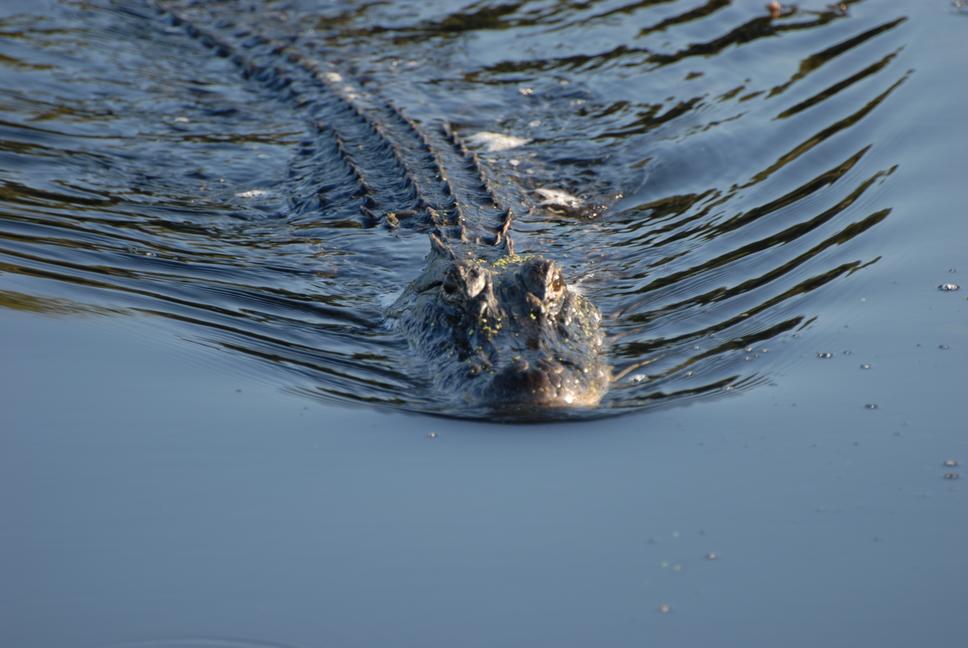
[551,272,565,292]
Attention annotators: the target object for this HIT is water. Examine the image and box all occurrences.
[0,0,922,416]
[1,1,966,646]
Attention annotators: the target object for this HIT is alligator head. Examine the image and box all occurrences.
[393,234,610,416]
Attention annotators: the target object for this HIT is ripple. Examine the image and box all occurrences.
[0,0,911,419]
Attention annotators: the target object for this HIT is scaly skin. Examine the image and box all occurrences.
[393,234,610,414]
[152,0,612,415]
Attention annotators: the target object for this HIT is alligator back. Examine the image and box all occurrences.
[154,0,612,417]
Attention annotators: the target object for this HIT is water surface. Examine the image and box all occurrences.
[1,0,966,646]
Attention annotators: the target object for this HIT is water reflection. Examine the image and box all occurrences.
[0,0,909,418]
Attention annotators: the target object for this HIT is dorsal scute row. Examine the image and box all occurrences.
[156,1,514,257]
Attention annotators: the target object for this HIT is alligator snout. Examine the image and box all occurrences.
[488,357,608,409]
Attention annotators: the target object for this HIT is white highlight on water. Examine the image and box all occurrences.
[235,189,271,199]
[467,131,531,152]
[535,187,584,211]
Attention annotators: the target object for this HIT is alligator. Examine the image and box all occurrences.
[153,1,611,415]
[393,235,609,414]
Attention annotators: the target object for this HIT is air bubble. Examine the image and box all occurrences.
[943,472,959,480]
[860,363,872,370]
[943,459,958,468]
[817,352,833,359]
[658,602,671,614]
[705,552,718,561]
[938,283,960,291]
[864,403,879,410]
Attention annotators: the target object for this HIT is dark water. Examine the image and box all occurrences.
[1,1,966,646]
[0,0,926,416]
